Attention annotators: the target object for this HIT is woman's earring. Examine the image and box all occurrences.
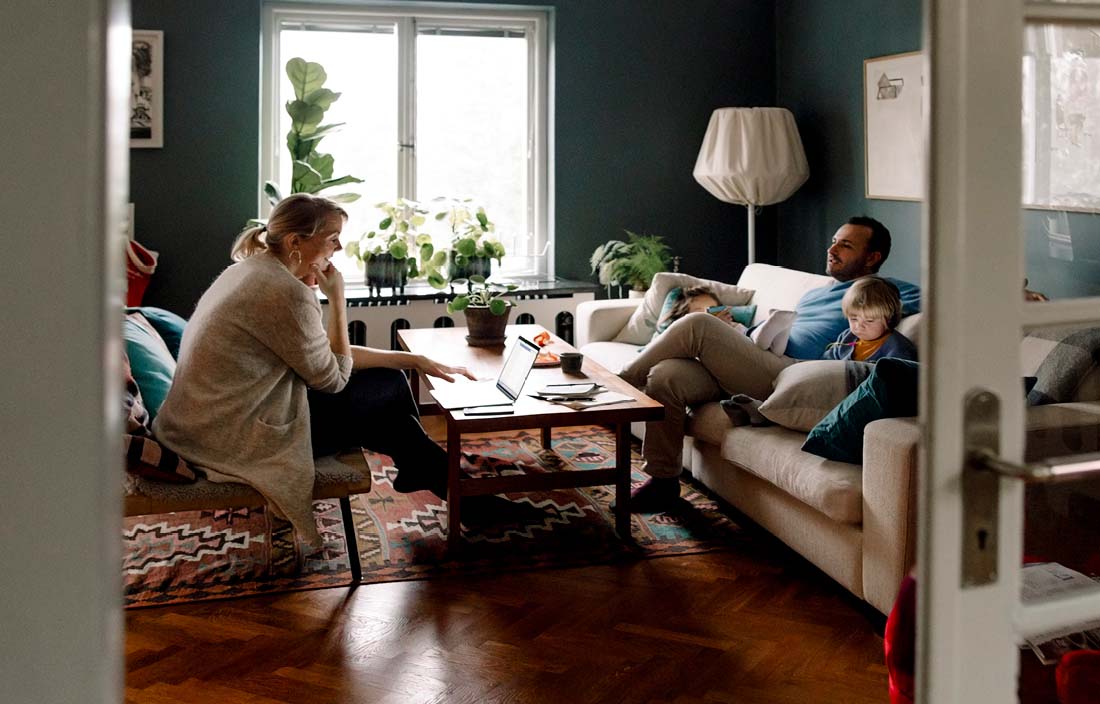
[291,249,302,265]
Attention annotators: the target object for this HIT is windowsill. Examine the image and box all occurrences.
[319,276,599,304]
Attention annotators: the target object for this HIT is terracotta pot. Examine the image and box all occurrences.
[462,305,512,346]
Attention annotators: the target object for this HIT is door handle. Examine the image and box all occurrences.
[969,448,1100,483]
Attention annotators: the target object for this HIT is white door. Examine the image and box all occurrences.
[920,1,1100,702]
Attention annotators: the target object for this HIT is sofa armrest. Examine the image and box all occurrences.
[574,298,642,347]
[861,416,920,614]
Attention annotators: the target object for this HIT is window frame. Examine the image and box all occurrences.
[261,2,554,277]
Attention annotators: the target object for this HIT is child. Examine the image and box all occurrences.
[824,276,917,362]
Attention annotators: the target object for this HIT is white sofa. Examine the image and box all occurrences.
[577,264,921,615]
[577,264,1100,615]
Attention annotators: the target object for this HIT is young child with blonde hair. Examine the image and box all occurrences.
[824,276,917,362]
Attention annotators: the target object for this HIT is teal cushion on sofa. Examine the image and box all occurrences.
[802,358,919,464]
[123,312,176,420]
[125,306,187,359]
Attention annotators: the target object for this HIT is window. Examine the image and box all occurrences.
[262,4,551,279]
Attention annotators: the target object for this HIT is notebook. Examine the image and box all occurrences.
[428,336,541,410]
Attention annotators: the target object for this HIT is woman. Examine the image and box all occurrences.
[153,193,511,549]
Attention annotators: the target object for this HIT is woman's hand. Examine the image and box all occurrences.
[415,355,477,383]
[312,262,345,303]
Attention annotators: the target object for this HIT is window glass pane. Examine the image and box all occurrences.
[416,29,531,274]
[279,27,398,280]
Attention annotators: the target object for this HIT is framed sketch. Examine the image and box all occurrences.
[131,30,163,148]
[864,51,924,200]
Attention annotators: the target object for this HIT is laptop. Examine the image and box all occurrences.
[428,336,541,410]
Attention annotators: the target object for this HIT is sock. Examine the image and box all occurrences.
[719,398,751,426]
[730,394,771,427]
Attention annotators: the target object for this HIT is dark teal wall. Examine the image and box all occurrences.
[775,0,922,285]
[131,0,262,315]
[131,0,776,314]
[775,0,1100,298]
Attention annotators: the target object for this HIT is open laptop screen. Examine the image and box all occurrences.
[496,336,540,400]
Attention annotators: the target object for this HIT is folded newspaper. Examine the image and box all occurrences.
[530,387,634,410]
[1020,562,1100,664]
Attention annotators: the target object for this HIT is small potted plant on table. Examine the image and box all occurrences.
[446,275,518,346]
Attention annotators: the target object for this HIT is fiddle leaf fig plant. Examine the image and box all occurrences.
[446,275,518,316]
[263,58,363,206]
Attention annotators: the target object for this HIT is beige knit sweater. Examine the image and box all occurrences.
[153,252,352,547]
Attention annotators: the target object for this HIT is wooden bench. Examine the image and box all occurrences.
[124,450,372,583]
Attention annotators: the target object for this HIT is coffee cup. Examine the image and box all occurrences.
[560,351,584,374]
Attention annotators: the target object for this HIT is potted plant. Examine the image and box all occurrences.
[432,197,507,280]
[263,58,363,207]
[346,199,434,295]
[446,275,518,346]
[589,230,672,295]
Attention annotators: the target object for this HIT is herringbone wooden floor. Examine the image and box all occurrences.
[126,536,889,703]
[125,418,891,703]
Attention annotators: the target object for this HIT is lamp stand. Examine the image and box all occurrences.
[746,204,756,265]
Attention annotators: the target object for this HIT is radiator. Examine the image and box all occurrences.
[326,282,597,350]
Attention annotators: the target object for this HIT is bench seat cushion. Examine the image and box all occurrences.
[124,452,371,517]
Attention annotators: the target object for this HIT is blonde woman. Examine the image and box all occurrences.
[154,194,530,550]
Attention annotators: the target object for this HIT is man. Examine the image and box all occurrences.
[619,216,921,512]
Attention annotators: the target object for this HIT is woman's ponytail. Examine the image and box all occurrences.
[230,224,268,261]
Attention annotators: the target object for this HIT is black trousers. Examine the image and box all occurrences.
[308,368,446,495]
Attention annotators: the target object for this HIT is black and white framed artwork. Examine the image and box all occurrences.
[131,30,163,148]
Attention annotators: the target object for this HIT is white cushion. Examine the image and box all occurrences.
[735,263,832,326]
[612,272,754,345]
[759,360,874,431]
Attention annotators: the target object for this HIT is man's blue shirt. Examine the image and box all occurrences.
[784,277,922,360]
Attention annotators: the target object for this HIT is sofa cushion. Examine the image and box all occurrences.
[579,341,643,376]
[126,306,187,359]
[734,263,833,326]
[124,312,176,419]
[1022,325,1100,405]
[759,360,874,431]
[123,434,197,483]
[803,358,920,464]
[689,403,863,524]
[613,272,754,345]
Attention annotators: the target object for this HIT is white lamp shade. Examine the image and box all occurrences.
[693,107,809,206]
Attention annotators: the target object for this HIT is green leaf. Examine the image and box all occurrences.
[319,175,364,189]
[411,215,426,227]
[287,100,324,130]
[430,250,448,266]
[488,298,508,316]
[327,192,361,203]
[286,58,326,100]
[406,259,419,278]
[263,181,283,206]
[447,296,470,314]
[419,243,434,261]
[379,216,393,230]
[469,274,486,284]
[476,209,489,229]
[389,241,408,259]
[303,88,339,110]
[345,241,360,259]
[428,272,448,289]
[434,211,447,221]
[308,153,335,180]
[297,122,345,143]
[291,160,323,193]
[415,234,433,247]
[455,237,477,257]
[398,221,408,233]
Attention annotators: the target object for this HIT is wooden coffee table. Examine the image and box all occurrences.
[397,324,664,551]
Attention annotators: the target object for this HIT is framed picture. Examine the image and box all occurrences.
[131,30,163,148]
[864,51,924,201]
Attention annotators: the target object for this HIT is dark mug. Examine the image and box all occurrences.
[560,351,584,374]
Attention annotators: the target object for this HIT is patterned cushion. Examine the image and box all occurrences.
[1024,325,1100,406]
[123,434,197,484]
[759,360,874,432]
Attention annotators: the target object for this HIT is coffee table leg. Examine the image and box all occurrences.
[447,421,462,553]
[541,426,552,449]
[614,422,632,540]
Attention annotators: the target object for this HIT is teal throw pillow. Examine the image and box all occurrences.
[123,312,176,420]
[125,306,187,359]
[653,287,685,337]
[802,358,919,464]
[708,303,757,327]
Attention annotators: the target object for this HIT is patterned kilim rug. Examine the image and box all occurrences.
[124,425,745,608]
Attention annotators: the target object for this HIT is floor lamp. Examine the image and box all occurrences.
[692,107,809,264]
